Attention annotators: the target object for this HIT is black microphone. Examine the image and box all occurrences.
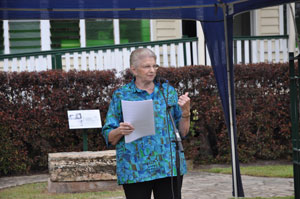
[155,75,168,90]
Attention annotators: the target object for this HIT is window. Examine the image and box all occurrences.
[233,12,251,36]
[50,20,80,49]
[119,20,150,44]
[9,20,41,54]
[232,12,251,64]
[182,20,197,38]
[85,19,114,46]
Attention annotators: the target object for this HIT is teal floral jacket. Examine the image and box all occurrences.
[102,80,187,185]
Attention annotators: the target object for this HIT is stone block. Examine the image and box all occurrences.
[48,150,117,182]
[47,178,121,193]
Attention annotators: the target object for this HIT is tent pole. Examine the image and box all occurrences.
[221,3,238,199]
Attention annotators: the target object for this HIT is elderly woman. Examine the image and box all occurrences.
[102,48,190,199]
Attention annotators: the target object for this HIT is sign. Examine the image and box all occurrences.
[67,110,102,129]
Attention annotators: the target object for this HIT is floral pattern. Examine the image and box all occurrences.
[102,80,187,185]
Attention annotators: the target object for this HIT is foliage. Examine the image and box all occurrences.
[0,63,293,176]
[168,63,292,165]
[0,70,116,175]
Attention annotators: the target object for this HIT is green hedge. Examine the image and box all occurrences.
[0,63,293,176]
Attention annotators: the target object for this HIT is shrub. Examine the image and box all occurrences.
[0,70,116,175]
[0,63,293,176]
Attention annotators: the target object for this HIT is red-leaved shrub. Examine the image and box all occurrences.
[0,63,293,176]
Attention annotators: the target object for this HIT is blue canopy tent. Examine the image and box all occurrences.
[0,0,297,197]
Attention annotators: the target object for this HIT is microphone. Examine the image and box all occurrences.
[155,75,168,89]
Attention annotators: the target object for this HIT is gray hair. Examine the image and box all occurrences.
[130,48,157,68]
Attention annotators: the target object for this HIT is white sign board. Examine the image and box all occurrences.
[67,110,102,129]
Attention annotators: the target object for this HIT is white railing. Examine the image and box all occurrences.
[0,38,199,72]
[232,35,290,64]
[0,35,293,72]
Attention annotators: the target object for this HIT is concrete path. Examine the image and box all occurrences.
[0,174,48,190]
[0,171,294,199]
[182,171,293,199]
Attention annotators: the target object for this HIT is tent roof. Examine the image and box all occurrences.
[0,0,296,21]
[0,0,297,197]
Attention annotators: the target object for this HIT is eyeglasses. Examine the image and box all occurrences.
[140,64,159,70]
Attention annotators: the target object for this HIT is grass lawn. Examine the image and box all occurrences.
[200,164,293,178]
[0,182,124,199]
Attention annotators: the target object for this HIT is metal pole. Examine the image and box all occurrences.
[221,3,238,199]
[83,130,88,151]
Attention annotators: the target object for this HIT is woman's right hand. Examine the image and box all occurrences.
[108,122,134,145]
[118,122,135,135]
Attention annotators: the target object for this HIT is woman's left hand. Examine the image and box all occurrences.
[178,92,190,114]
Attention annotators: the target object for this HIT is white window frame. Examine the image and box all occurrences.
[80,19,86,47]
[113,19,120,44]
[40,20,51,51]
[3,20,9,54]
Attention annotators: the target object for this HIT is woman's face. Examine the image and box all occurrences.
[131,57,158,84]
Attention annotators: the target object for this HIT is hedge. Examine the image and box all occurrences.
[0,63,293,176]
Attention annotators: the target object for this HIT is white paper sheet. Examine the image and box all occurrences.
[121,100,155,143]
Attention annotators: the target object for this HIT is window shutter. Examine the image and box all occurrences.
[9,20,41,54]
[120,20,150,44]
[50,20,80,49]
[85,19,114,47]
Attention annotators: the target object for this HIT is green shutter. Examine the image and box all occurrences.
[9,21,41,54]
[141,20,150,42]
[0,21,3,54]
[50,20,80,49]
[120,19,150,44]
[86,19,114,47]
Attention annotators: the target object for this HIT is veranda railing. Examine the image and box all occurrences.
[233,35,289,64]
[0,35,292,72]
[0,37,199,72]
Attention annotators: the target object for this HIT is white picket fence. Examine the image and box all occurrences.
[0,35,293,72]
[232,35,291,64]
[63,42,199,73]
[1,55,53,72]
[0,38,199,72]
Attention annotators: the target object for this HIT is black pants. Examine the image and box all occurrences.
[123,176,183,199]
